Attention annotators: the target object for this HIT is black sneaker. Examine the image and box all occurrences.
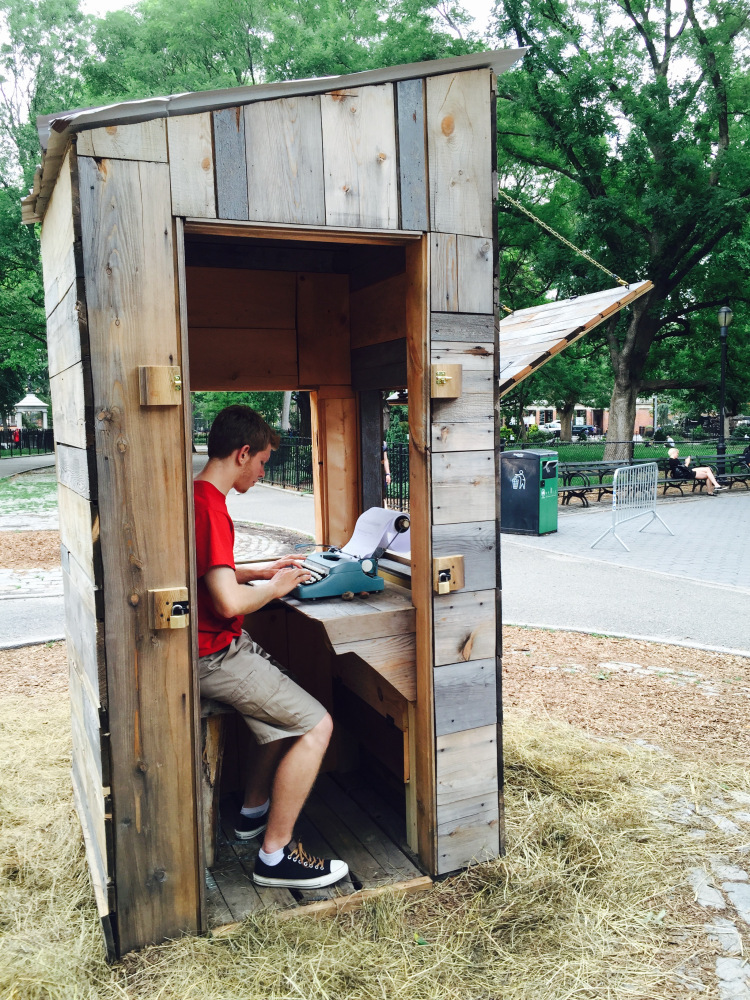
[253,841,348,889]
[234,806,268,840]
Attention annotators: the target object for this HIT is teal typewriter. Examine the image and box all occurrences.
[292,507,410,601]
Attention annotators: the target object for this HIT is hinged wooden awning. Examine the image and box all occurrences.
[498,280,653,396]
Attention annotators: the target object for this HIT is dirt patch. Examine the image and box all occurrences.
[0,641,67,697]
[0,530,60,570]
[503,625,750,763]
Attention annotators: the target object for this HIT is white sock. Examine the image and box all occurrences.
[240,799,269,819]
[258,845,284,867]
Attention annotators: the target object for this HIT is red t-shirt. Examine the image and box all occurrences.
[194,480,243,656]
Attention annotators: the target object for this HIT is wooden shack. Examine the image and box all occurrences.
[23,49,528,956]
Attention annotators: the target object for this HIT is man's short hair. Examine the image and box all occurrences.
[207,405,280,459]
[668,447,679,458]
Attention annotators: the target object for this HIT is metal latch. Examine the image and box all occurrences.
[432,555,465,595]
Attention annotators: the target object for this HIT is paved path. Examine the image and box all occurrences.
[0,454,55,478]
[502,491,750,654]
[2,459,748,653]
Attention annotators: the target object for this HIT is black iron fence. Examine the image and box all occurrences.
[253,435,411,512]
[264,436,314,492]
[384,442,409,513]
[0,428,54,458]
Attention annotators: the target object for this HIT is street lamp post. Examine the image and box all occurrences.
[717,305,733,479]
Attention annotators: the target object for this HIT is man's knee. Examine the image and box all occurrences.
[305,712,333,751]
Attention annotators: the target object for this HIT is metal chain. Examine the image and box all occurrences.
[498,189,630,288]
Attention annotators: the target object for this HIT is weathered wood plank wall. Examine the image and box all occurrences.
[40,149,114,950]
[77,152,201,952]
[425,68,500,875]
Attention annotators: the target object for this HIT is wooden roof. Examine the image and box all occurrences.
[498,280,653,397]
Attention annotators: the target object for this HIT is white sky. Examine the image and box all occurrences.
[81,0,498,36]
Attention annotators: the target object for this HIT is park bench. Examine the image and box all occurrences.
[558,459,650,507]
[693,453,750,491]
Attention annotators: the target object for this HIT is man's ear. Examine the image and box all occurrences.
[236,444,251,465]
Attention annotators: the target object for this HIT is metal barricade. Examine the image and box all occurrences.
[590,461,673,551]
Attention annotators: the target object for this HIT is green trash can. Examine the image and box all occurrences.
[500,449,558,535]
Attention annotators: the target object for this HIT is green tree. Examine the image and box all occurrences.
[492,0,750,457]
[0,0,92,422]
[192,391,285,430]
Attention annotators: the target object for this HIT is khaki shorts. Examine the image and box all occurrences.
[198,631,327,745]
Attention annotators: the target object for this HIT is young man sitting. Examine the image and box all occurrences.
[194,404,348,889]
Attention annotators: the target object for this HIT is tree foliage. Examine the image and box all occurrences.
[491,0,750,454]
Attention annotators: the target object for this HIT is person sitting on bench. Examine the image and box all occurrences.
[667,447,726,495]
[194,404,349,890]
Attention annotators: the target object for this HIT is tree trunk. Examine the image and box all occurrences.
[603,291,661,461]
[280,391,292,432]
[559,403,574,442]
[604,382,640,460]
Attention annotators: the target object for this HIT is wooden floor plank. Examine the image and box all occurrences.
[210,832,265,923]
[335,771,421,869]
[204,866,234,927]
[293,811,357,903]
[218,815,296,912]
[314,774,422,881]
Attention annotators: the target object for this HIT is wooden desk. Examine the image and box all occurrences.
[244,583,418,849]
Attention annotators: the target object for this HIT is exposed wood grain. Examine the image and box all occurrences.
[431,340,493,369]
[246,97,325,225]
[431,368,493,424]
[188,328,298,391]
[41,149,76,317]
[46,282,82,377]
[431,421,493,452]
[200,715,225,869]
[332,633,416,702]
[431,312,494,342]
[350,271,407,349]
[76,120,168,161]
[50,363,87,449]
[322,85,398,229]
[71,760,110,918]
[436,724,497,805]
[313,393,359,547]
[283,584,414,644]
[70,703,108,869]
[436,791,499,875]
[396,79,428,232]
[434,657,496,736]
[212,108,249,220]
[79,155,200,952]
[432,450,495,525]
[186,266,296,328]
[297,272,350,387]
[57,482,97,584]
[432,520,495,592]
[430,233,457,312]
[167,113,216,218]
[457,235,493,313]
[405,235,436,873]
[56,442,90,499]
[68,632,106,786]
[427,70,492,237]
[433,589,495,666]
